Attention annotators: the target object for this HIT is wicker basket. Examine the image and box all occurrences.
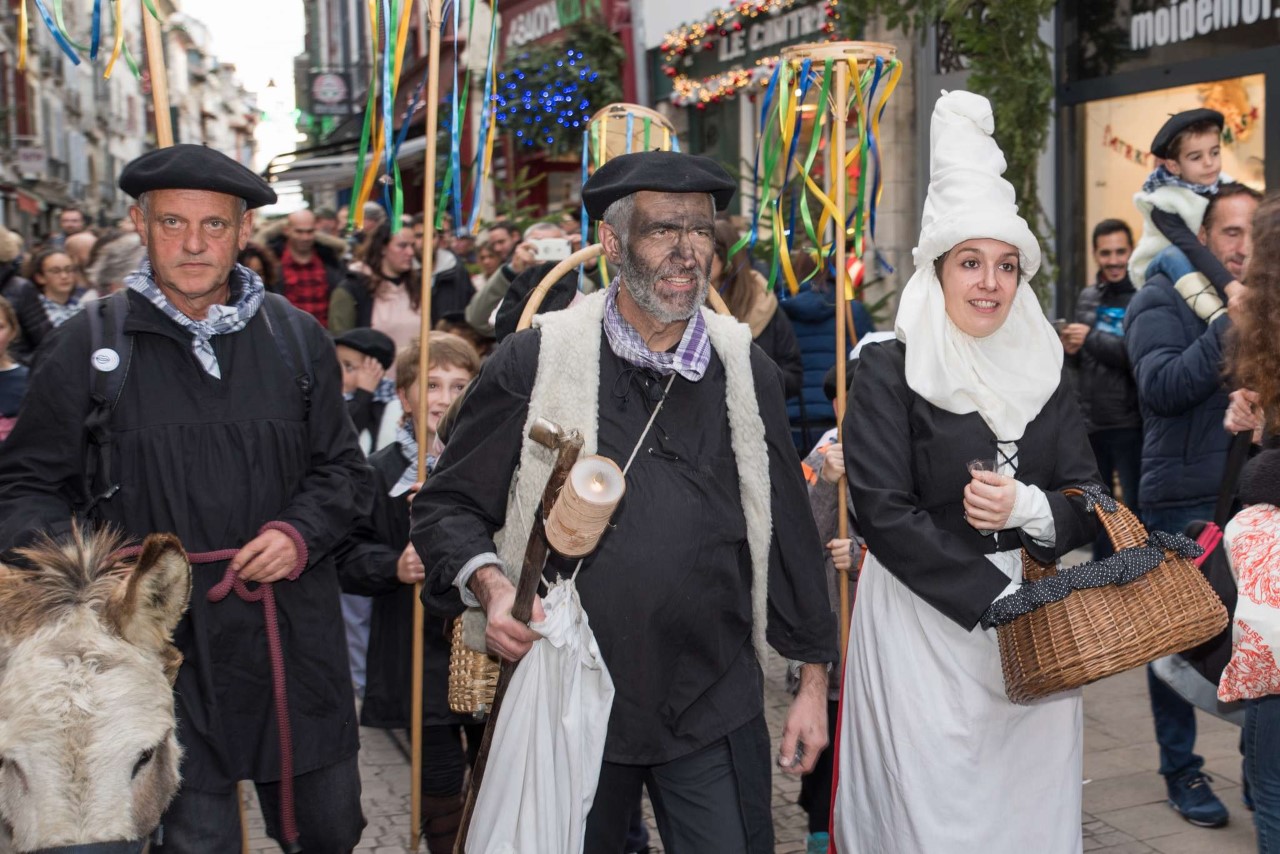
[997,491,1228,704]
[447,615,499,716]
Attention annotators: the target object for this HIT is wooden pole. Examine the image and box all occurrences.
[832,58,851,666]
[142,8,172,147]
[411,0,445,848]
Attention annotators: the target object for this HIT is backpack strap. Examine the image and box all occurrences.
[83,292,133,513]
[261,292,314,417]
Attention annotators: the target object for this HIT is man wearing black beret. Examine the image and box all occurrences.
[0,143,373,852]
[414,150,837,851]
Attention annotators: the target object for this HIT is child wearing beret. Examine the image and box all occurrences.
[1129,109,1242,325]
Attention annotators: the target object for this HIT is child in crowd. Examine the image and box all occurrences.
[0,296,28,441]
[334,327,396,450]
[1129,108,1240,321]
[335,331,480,854]
[795,360,862,854]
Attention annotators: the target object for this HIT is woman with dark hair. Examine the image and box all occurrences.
[329,223,421,349]
[1221,192,1280,851]
[711,220,803,398]
[8,246,88,360]
[238,241,282,293]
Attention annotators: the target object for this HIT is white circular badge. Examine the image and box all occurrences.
[91,348,120,372]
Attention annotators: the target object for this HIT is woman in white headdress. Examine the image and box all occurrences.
[832,91,1103,853]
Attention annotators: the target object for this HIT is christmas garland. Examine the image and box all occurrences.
[661,0,839,107]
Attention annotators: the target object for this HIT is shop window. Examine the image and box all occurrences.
[1081,73,1265,279]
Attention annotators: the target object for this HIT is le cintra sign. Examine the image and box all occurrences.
[1066,0,1280,82]
[677,0,828,82]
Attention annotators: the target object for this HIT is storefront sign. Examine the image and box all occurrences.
[1065,0,1280,82]
[15,147,46,179]
[504,0,603,52]
[309,71,353,116]
[1130,0,1276,49]
[714,3,827,63]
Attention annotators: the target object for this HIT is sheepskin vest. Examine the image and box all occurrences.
[461,291,773,666]
[1129,184,1210,287]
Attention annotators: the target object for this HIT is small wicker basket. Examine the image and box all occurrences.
[997,491,1228,704]
[447,616,499,716]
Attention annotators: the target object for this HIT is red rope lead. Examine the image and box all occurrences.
[118,520,308,852]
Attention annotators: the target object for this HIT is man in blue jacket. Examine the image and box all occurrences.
[1125,180,1259,829]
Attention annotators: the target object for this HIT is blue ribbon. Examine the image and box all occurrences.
[90,0,102,60]
[32,0,82,65]
[466,7,499,235]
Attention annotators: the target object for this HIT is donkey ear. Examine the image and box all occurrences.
[108,533,192,651]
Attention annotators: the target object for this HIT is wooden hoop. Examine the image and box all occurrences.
[779,40,897,64]
[516,243,731,332]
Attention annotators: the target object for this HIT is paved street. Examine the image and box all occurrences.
[244,654,1260,853]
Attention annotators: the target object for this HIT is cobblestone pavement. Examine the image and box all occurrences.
[244,656,1258,853]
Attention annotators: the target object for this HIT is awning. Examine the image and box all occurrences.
[265,135,429,187]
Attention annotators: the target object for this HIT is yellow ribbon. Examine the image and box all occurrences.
[103,0,124,78]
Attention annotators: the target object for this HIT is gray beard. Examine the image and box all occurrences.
[618,247,711,324]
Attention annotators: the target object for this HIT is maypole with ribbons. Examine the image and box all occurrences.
[743,40,900,662]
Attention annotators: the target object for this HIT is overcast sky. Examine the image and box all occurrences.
[183,0,306,164]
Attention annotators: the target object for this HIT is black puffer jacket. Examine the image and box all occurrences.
[1071,274,1141,433]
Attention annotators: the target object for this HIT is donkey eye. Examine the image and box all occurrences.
[131,747,155,779]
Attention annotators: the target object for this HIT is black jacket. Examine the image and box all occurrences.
[751,304,804,400]
[1124,272,1232,510]
[845,339,1101,629]
[1070,275,1141,433]
[0,289,374,787]
[334,442,463,728]
[5,279,87,364]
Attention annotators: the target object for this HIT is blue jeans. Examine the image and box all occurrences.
[1247,695,1280,851]
[1089,428,1143,559]
[1143,503,1217,780]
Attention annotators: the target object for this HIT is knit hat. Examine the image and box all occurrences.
[1239,449,1280,508]
[912,90,1041,279]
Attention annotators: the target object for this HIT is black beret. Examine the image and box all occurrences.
[581,151,736,220]
[119,144,277,208]
[1150,109,1224,159]
[334,328,397,370]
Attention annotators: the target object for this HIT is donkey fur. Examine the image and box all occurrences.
[0,527,191,853]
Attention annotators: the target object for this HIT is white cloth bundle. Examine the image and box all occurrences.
[465,578,615,854]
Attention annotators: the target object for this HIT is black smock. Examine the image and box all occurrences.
[334,442,464,729]
[843,340,1102,630]
[412,329,838,766]
[0,288,374,791]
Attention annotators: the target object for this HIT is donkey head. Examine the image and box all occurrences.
[0,529,191,854]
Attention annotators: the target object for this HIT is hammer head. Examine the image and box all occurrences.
[529,417,563,449]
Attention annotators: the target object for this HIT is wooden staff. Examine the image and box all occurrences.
[411,0,446,848]
[141,7,172,147]
[454,420,585,853]
[832,57,852,665]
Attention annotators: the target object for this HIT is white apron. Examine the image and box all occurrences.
[834,544,1083,853]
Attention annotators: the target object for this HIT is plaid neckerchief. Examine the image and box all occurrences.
[1141,164,1222,196]
[602,280,711,382]
[126,259,265,379]
[38,291,84,328]
[392,420,434,497]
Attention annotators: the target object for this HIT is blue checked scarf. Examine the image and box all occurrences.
[126,259,265,378]
[343,377,397,404]
[602,280,711,382]
[1141,164,1224,196]
[392,420,434,497]
[38,291,84,328]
